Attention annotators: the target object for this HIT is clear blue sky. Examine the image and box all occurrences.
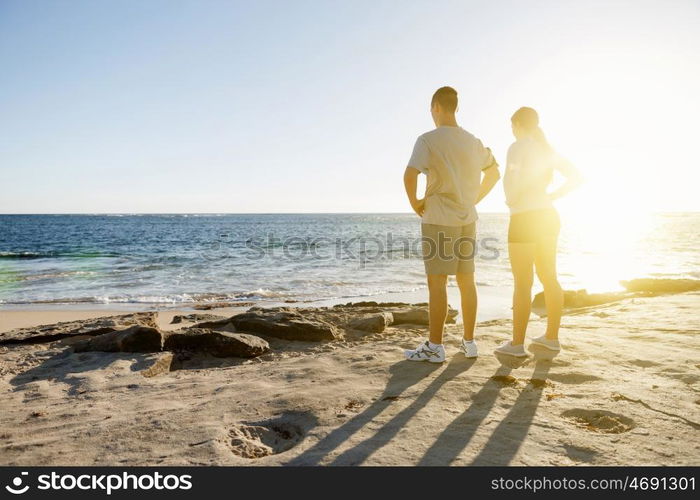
[1,0,699,213]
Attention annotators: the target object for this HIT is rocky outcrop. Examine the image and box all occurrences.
[0,312,158,346]
[335,301,422,308]
[163,328,269,358]
[227,308,340,342]
[190,317,236,330]
[348,313,393,333]
[532,289,638,316]
[392,306,458,325]
[531,280,700,317]
[170,313,226,324]
[71,325,269,359]
[1,301,465,356]
[193,303,459,339]
[73,325,163,353]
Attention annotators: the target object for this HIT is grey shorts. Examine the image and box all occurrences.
[421,223,476,275]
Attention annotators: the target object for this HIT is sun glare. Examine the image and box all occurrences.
[558,184,655,293]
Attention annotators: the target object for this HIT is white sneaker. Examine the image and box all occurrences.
[494,340,528,358]
[530,335,561,352]
[404,340,446,363]
[460,339,478,358]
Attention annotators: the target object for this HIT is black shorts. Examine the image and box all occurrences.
[508,208,560,245]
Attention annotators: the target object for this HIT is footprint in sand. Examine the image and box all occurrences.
[561,408,635,434]
[226,412,315,459]
[228,422,303,459]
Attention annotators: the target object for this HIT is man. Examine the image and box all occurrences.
[403,86,500,363]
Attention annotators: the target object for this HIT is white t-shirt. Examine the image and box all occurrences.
[407,126,498,226]
[503,137,575,214]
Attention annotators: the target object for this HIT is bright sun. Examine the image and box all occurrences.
[554,165,657,293]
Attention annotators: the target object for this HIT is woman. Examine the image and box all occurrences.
[495,107,582,357]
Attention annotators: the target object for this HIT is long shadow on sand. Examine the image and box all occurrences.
[294,355,476,465]
[416,360,515,466]
[469,358,551,465]
[287,356,474,465]
[418,353,552,466]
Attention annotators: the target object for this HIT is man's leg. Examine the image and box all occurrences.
[456,272,477,341]
[427,273,448,344]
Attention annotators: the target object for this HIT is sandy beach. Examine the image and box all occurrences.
[1,291,698,466]
[3,0,700,487]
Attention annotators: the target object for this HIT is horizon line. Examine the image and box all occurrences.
[1,210,699,216]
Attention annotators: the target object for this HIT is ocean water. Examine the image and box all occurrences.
[0,213,698,309]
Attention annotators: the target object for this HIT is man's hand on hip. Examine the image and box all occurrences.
[411,198,425,217]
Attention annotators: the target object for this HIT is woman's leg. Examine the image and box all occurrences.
[509,242,535,346]
[534,238,563,340]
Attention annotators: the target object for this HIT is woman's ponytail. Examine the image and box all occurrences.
[532,126,551,151]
